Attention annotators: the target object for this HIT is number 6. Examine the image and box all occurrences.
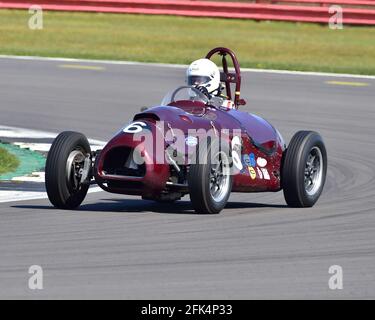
[123,121,147,133]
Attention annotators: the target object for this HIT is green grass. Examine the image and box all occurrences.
[1,10,375,74]
[0,146,20,176]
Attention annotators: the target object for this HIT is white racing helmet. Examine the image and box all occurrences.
[186,58,221,95]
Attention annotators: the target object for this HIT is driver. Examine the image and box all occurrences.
[186,58,235,109]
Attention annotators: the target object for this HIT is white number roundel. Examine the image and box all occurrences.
[123,121,147,134]
[231,136,243,171]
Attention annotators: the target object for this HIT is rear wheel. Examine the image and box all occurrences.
[282,131,327,207]
[188,139,232,214]
[45,131,91,209]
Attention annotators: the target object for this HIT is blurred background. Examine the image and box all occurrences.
[0,0,374,74]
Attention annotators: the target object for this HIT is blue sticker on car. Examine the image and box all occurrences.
[249,153,256,167]
[242,154,250,166]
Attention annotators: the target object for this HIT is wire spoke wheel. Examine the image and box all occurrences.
[66,149,86,192]
[304,147,323,196]
[45,131,91,209]
[188,139,233,214]
[209,151,230,203]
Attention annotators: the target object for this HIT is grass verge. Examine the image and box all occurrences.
[0,146,20,176]
[0,10,375,74]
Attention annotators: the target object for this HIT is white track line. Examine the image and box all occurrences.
[13,142,104,153]
[0,126,105,184]
[0,126,106,202]
[1,54,375,80]
[13,142,56,152]
[0,125,56,139]
[0,190,48,204]
[11,172,45,183]
[0,186,103,204]
[0,125,106,149]
[0,125,106,183]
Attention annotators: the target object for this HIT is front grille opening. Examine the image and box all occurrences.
[133,113,159,122]
[102,147,145,177]
[107,180,143,190]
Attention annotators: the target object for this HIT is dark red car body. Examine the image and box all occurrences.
[94,48,286,199]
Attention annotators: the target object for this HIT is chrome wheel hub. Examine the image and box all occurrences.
[210,151,230,202]
[304,146,323,196]
[66,150,86,191]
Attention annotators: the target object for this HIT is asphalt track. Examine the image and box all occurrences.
[0,58,375,299]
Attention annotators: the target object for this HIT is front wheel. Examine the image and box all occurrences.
[282,131,327,207]
[188,139,232,214]
[45,131,92,209]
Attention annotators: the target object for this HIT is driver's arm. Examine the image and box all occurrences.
[195,86,211,99]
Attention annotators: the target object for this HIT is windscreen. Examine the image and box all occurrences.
[161,86,209,106]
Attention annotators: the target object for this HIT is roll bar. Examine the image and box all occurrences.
[205,47,245,109]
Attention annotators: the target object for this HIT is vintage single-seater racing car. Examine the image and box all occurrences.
[45,47,327,214]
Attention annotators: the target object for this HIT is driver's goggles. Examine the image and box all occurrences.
[187,75,210,86]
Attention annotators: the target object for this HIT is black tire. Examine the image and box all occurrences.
[282,131,327,207]
[188,139,233,214]
[45,131,91,209]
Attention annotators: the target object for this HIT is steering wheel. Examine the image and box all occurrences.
[205,47,245,108]
[170,86,208,104]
